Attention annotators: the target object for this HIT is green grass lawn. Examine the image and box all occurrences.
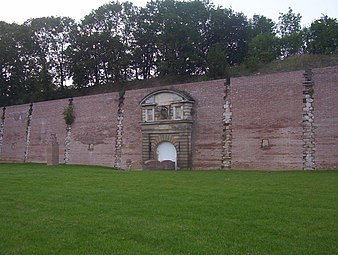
[0,163,337,255]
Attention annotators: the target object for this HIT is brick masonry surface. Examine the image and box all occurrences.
[70,93,118,167]
[313,67,338,169]
[0,66,337,170]
[231,71,304,170]
[1,104,30,162]
[28,98,68,163]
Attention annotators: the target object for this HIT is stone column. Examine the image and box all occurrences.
[0,107,5,157]
[113,90,125,169]
[222,78,233,169]
[302,69,315,170]
[24,103,33,162]
[64,98,74,164]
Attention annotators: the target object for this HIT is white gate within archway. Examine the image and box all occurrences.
[156,142,177,168]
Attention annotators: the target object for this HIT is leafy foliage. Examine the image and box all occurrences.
[25,16,77,90]
[249,15,276,37]
[248,33,281,63]
[307,15,338,54]
[277,7,304,57]
[63,104,75,126]
[206,43,229,78]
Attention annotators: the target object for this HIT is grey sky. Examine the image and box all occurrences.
[1,0,337,26]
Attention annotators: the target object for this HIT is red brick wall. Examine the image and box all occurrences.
[1,104,30,162]
[231,71,304,170]
[28,99,68,163]
[1,67,337,170]
[120,89,147,169]
[70,93,118,167]
[172,81,225,169]
[314,66,338,169]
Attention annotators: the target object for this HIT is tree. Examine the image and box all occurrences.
[249,15,275,38]
[68,1,137,87]
[155,0,210,76]
[207,7,249,66]
[307,15,338,54]
[0,21,44,105]
[246,14,279,68]
[277,7,301,37]
[25,16,77,90]
[0,21,13,106]
[277,7,304,57]
[66,33,98,88]
[247,33,280,66]
[132,3,161,79]
[206,43,229,78]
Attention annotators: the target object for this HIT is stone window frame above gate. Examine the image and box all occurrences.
[140,89,194,123]
[172,104,183,120]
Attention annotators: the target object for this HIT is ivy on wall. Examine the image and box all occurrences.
[63,106,75,126]
[63,100,75,126]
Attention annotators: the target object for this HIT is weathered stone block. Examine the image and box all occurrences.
[47,143,59,165]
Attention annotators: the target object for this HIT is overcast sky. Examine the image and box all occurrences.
[1,0,337,27]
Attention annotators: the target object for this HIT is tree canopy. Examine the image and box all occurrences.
[0,0,337,106]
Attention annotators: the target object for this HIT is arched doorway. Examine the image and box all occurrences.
[156,142,177,168]
[140,89,194,169]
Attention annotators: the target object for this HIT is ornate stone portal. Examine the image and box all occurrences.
[140,89,194,169]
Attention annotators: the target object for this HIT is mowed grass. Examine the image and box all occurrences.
[0,164,337,255]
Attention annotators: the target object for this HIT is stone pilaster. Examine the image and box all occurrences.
[222,78,232,169]
[113,91,125,169]
[24,103,33,162]
[0,107,5,156]
[303,69,315,170]
[64,126,72,164]
[64,98,73,164]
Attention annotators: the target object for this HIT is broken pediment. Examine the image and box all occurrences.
[140,89,194,123]
[140,89,194,106]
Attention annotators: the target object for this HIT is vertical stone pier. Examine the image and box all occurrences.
[24,103,33,162]
[64,98,74,164]
[302,69,315,170]
[113,90,125,169]
[0,107,5,156]
[222,78,233,169]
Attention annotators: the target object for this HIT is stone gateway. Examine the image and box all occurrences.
[140,89,194,169]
